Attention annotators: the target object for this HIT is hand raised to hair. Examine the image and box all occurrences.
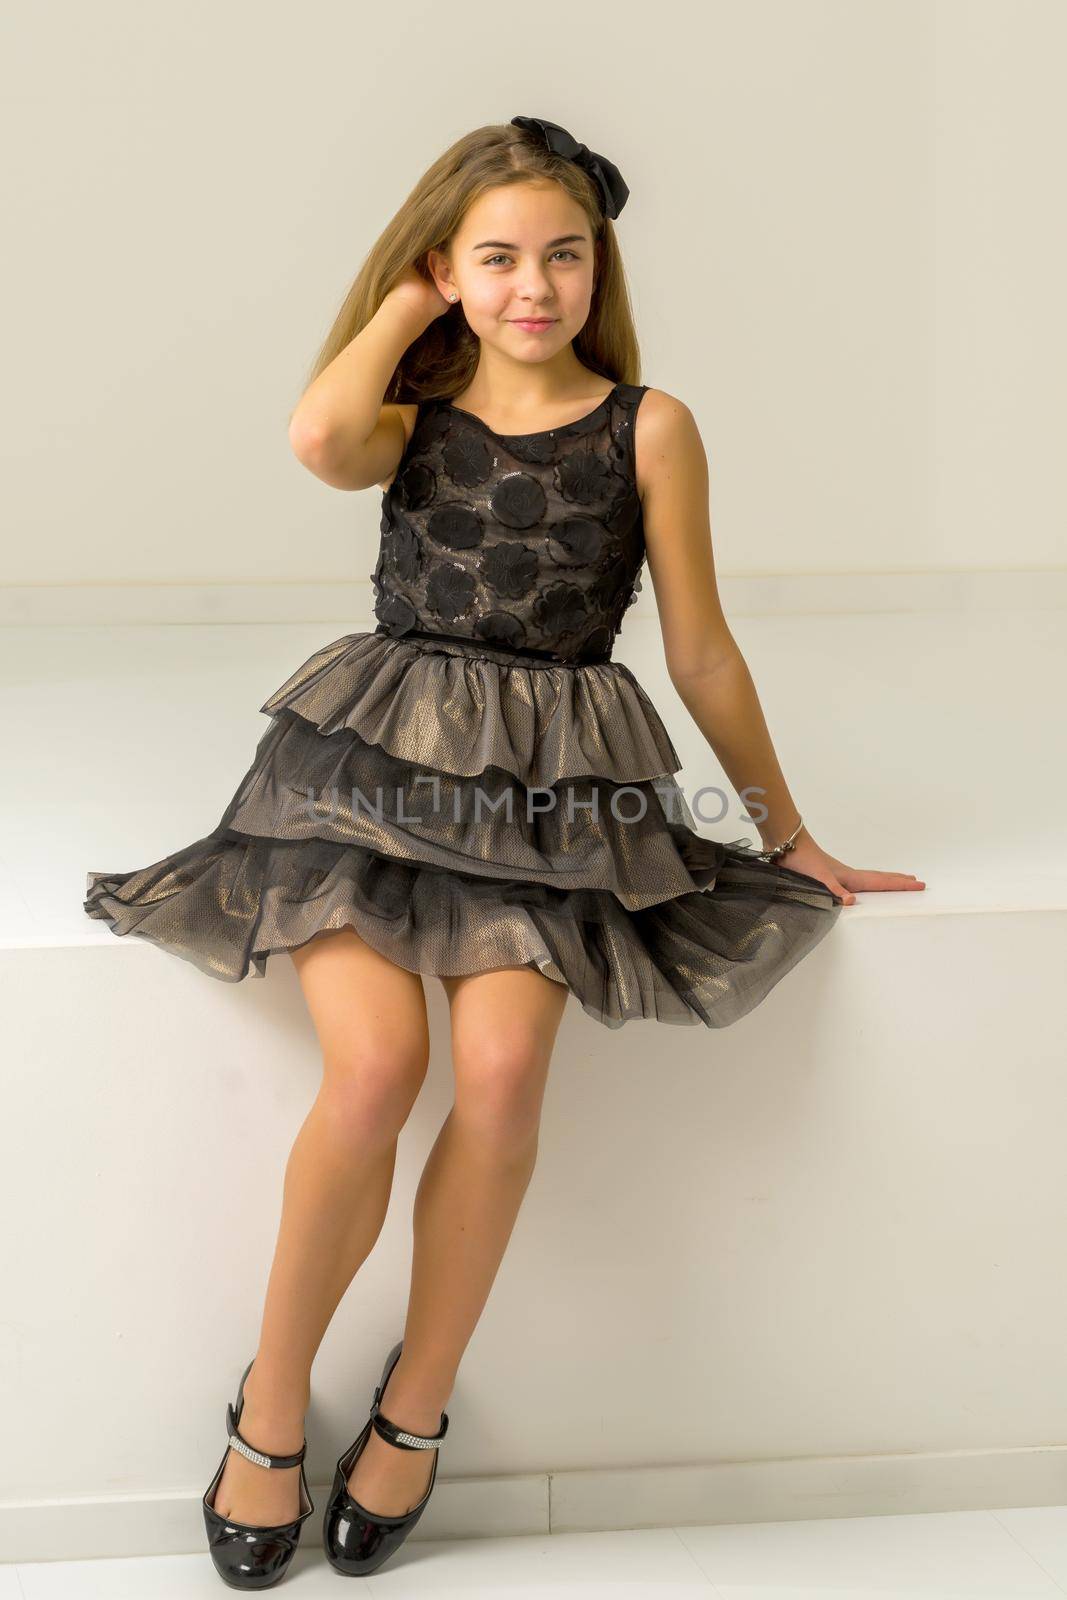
[386,262,455,326]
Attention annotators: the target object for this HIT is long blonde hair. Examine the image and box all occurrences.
[297,120,641,408]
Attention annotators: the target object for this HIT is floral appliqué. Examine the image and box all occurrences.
[372,384,648,656]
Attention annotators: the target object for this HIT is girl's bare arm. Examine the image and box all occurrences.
[637,391,923,901]
[288,274,446,491]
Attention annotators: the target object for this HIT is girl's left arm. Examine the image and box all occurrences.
[634,390,925,903]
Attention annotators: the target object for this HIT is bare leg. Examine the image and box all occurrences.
[345,964,569,1515]
[209,926,431,1527]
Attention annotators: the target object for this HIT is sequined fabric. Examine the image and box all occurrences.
[84,381,842,1027]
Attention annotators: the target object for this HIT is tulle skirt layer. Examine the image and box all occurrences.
[84,629,842,1029]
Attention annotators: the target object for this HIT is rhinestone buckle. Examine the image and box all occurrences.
[389,1427,440,1450]
[227,1432,274,1469]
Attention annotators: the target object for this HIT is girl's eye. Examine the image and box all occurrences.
[483,250,579,266]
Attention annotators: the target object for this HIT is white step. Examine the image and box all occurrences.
[2,593,1064,1563]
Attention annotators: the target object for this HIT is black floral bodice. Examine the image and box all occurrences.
[369,380,649,664]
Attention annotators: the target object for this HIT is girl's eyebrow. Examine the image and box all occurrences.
[469,234,587,251]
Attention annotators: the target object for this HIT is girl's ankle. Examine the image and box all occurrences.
[242,1367,311,1424]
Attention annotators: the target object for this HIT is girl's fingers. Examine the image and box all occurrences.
[849,871,926,891]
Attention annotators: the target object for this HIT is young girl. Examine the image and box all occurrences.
[85,114,923,1587]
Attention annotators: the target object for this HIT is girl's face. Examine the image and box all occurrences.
[428,180,598,363]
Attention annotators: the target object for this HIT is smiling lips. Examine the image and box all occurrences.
[511,318,556,332]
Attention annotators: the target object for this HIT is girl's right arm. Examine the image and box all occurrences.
[288,271,449,491]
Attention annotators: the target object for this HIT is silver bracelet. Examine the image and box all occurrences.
[751,813,804,864]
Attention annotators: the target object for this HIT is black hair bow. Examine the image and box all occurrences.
[509,115,629,220]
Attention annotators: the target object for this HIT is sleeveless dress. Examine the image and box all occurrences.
[84,380,842,1028]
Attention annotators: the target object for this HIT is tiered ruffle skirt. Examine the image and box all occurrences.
[83,630,842,1028]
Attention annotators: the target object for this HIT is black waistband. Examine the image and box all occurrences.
[382,626,612,667]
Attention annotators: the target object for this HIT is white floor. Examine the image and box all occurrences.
[6,1505,1067,1597]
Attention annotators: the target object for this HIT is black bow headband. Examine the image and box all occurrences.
[509,115,629,221]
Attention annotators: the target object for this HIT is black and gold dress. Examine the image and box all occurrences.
[84,381,842,1027]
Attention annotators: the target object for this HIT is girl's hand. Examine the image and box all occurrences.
[779,831,926,907]
[386,262,454,326]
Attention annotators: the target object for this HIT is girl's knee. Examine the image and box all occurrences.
[453,1037,549,1154]
[320,1045,429,1140]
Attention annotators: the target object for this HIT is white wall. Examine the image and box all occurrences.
[3,0,1062,593]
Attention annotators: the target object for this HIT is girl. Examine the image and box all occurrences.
[84,114,923,1586]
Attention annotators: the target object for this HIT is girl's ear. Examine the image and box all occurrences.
[424,247,453,300]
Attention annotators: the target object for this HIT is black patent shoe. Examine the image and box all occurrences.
[202,1358,315,1590]
[322,1339,448,1576]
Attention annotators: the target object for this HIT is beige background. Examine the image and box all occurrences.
[3,0,1063,591]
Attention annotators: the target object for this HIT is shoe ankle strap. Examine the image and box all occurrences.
[370,1403,449,1451]
[227,1358,307,1470]
[226,1401,308,1469]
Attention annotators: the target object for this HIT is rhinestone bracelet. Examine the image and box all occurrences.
[751,813,805,865]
